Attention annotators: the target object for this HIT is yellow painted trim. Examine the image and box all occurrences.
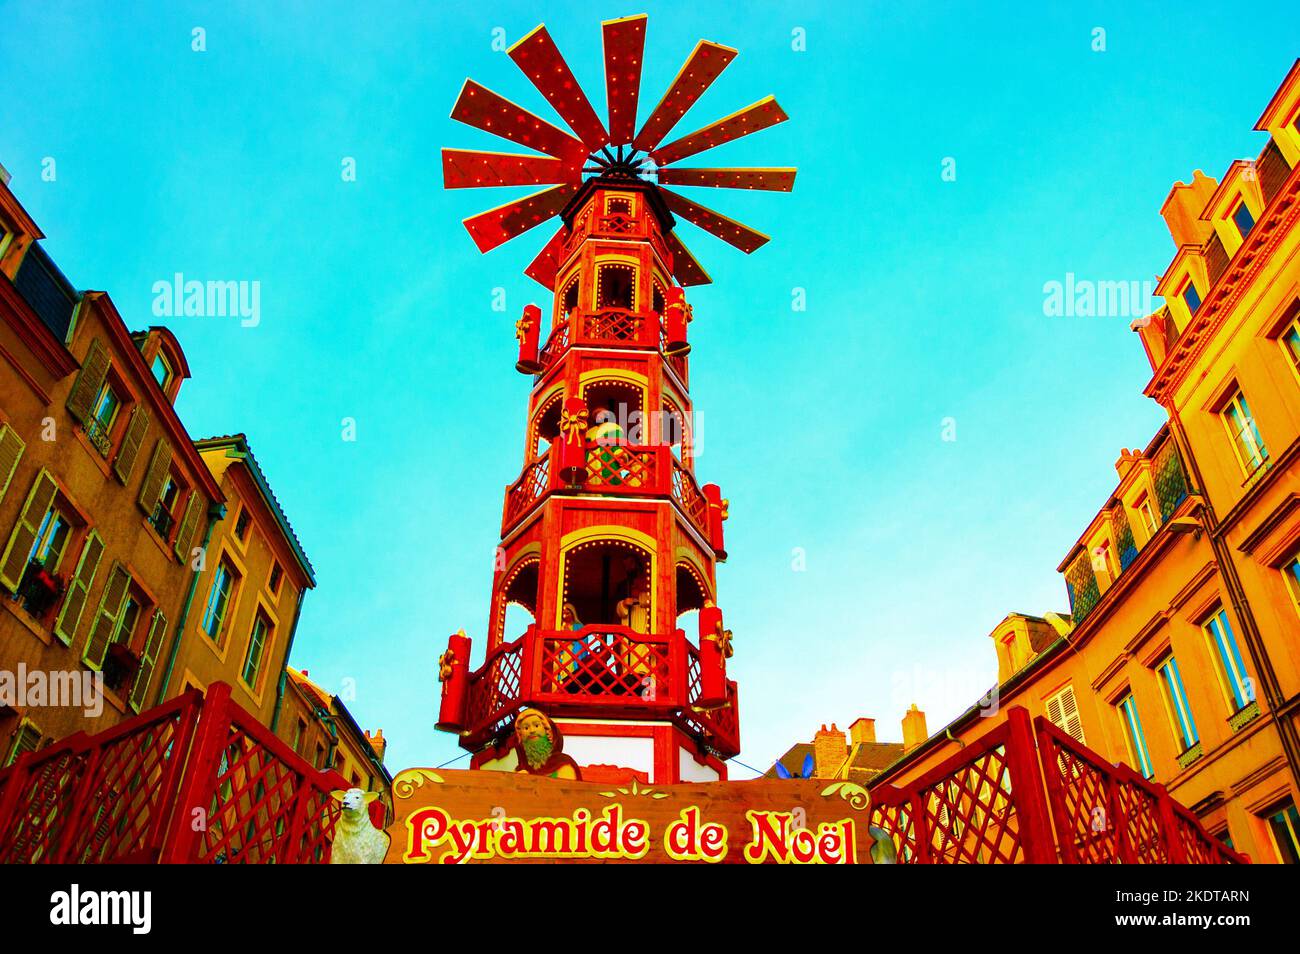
[556,525,658,631]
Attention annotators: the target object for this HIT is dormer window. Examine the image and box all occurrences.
[1230,198,1255,240]
[1181,278,1202,318]
[151,352,172,390]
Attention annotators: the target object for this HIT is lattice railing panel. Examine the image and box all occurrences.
[869,798,918,863]
[197,728,302,864]
[0,748,89,863]
[539,628,669,700]
[465,640,524,740]
[671,459,710,534]
[65,711,187,863]
[505,453,550,525]
[538,321,571,370]
[1040,742,1120,864]
[918,745,1024,863]
[585,442,657,489]
[1115,781,1169,864]
[583,308,642,342]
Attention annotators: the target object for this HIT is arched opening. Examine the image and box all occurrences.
[596,262,636,311]
[558,274,580,321]
[560,539,651,631]
[497,557,539,644]
[675,561,709,633]
[651,280,666,319]
[660,399,687,459]
[582,379,644,445]
[530,390,564,457]
[606,195,632,216]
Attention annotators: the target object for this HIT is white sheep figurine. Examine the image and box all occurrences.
[328,788,390,864]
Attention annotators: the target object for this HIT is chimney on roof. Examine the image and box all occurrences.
[1115,447,1144,480]
[849,717,877,745]
[812,723,848,778]
[902,704,928,752]
[1160,170,1217,248]
[365,729,386,763]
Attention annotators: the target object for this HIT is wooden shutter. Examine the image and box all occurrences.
[6,721,41,767]
[129,609,168,712]
[112,407,150,485]
[0,425,25,504]
[1047,686,1086,744]
[54,530,104,645]
[137,438,172,514]
[65,338,110,424]
[173,492,203,561]
[84,562,131,669]
[0,470,58,592]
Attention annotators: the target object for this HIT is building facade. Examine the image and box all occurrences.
[277,667,391,811]
[0,169,374,780]
[0,172,225,755]
[804,60,1300,864]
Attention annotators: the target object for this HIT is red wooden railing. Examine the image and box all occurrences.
[0,682,354,864]
[501,441,711,540]
[867,706,1248,864]
[461,624,740,758]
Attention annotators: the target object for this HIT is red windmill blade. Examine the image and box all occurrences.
[602,15,646,146]
[656,167,797,191]
[508,25,609,150]
[442,16,794,284]
[632,40,737,153]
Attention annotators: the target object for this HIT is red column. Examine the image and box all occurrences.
[664,286,690,355]
[558,396,589,486]
[697,600,729,709]
[703,484,727,560]
[436,630,473,732]
[515,303,542,373]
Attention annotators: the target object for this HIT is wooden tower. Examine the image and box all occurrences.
[435,15,794,784]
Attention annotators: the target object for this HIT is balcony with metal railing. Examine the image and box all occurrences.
[458,623,740,757]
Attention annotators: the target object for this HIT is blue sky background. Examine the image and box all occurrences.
[1,1,1296,774]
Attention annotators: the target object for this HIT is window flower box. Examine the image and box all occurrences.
[103,643,141,693]
[16,559,63,618]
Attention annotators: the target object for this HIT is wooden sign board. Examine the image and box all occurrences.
[384,768,878,864]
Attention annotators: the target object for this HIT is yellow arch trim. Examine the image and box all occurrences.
[556,525,658,631]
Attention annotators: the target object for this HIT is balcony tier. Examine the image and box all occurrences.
[459,623,740,758]
[502,441,710,539]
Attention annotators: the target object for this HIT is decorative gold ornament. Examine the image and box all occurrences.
[515,316,532,343]
[559,407,589,438]
[820,781,872,812]
[438,649,457,682]
[719,498,730,521]
[393,768,445,800]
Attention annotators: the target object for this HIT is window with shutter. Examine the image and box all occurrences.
[173,491,203,562]
[5,720,42,767]
[129,610,168,712]
[137,438,172,515]
[83,562,131,670]
[0,470,58,592]
[0,424,25,504]
[65,338,110,425]
[112,407,150,485]
[1045,685,1086,745]
[53,530,104,645]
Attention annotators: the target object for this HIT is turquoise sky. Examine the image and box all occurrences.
[2,2,1296,775]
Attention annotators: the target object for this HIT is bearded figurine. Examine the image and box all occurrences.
[513,708,582,780]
